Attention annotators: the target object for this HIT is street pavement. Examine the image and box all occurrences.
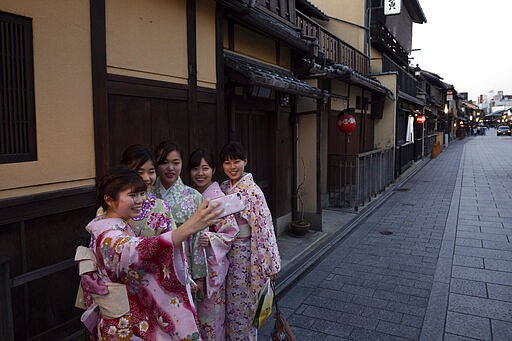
[260,129,512,340]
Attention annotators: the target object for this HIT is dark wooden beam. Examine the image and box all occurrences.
[187,0,198,153]
[216,4,228,153]
[90,0,108,179]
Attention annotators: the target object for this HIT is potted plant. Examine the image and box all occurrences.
[290,159,311,236]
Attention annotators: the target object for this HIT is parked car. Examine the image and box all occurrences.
[497,126,511,136]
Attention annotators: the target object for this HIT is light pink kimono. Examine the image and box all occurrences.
[196,182,239,341]
[85,217,200,340]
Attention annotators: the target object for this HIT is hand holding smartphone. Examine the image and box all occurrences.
[208,193,244,218]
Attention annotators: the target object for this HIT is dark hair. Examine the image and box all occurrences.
[96,166,147,211]
[219,141,247,162]
[120,144,154,171]
[154,141,182,166]
[188,148,216,172]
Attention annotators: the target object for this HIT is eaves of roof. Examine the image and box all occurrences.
[219,1,311,53]
[296,0,329,21]
[398,90,425,107]
[224,52,324,98]
[420,70,445,87]
[404,0,427,23]
[312,63,395,100]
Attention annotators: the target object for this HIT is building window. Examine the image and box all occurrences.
[0,11,36,164]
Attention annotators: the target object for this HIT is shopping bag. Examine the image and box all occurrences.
[252,278,274,328]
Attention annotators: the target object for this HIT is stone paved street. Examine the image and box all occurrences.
[261,130,512,340]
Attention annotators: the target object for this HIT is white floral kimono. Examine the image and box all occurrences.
[152,177,207,280]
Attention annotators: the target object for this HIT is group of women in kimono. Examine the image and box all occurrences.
[76,141,281,340]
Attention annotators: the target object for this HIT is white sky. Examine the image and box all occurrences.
[411,0,512,102]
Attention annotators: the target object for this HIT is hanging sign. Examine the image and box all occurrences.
[337,114,357,134]
[384,0,401,15]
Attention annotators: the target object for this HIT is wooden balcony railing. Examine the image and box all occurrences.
[256,0,296,25]
[370,22,409,66]
[296,11,369,75]
[382,54,417,98]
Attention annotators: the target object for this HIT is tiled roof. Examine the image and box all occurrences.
[224,52,324,98]
[311,63,395,100]
[296,0,329,21]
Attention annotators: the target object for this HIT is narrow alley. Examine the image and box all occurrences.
[262,130,512,340]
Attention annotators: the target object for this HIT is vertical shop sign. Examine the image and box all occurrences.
[384,0,401,15]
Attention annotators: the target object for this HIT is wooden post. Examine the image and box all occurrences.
[0,257,14,341]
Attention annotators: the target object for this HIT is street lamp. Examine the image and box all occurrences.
[414,64,421,77]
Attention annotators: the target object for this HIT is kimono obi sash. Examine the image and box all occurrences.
[237,223,251,238]
[90,282,130,318]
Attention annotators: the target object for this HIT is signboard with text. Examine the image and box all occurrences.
[447,89,453,101]
[384,0,401,15]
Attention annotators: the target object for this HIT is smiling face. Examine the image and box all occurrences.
[157,150,182,189]
[190,157,214,193]
[105,187,145,219]
[136,160,157,191]
[222,158,246,185]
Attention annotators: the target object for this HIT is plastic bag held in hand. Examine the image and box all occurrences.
[81,272,109,295]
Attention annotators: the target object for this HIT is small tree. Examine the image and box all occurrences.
[291,158,310,235]
[294,158,308,225]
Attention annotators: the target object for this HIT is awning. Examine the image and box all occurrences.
[398,90,425,107]
[309,63,394,100]
[224,52,324,98]
[485,110,506,117]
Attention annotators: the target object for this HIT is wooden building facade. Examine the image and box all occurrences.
[1,0,396,338]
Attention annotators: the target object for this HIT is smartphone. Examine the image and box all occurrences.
[209,193,245,218]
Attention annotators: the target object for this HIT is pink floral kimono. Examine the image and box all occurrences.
[221,173,281,340]
[79,194,188,337]
[196,182,239,341]
[85,216,200,340]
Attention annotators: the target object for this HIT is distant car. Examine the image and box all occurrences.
[497,126,511,136]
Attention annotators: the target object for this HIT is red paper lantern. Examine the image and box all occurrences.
[337,114,357,133]
[416,115,426,124]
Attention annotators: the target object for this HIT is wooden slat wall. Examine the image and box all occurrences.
[105,74,219,184]
[0,187,95,340]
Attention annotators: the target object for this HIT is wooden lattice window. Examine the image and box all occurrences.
[0,11,36,164]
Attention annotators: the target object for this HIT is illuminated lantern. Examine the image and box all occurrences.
[337,114,357,134]
[416,115,426,124]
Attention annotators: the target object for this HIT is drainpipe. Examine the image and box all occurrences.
[366,0,372,73]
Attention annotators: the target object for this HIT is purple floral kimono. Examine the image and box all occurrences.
[196,182,239,341]
[129,192,176,237]
[85,217,200,340]
[221,173,281,340]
